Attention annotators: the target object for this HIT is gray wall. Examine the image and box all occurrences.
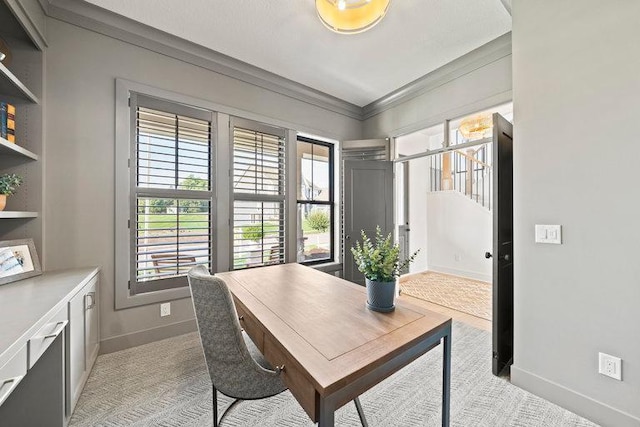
[510,1,640,425]
[43,18,362,349]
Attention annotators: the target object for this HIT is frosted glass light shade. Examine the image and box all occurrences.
[459,113,493,140]
[316,0,391,34]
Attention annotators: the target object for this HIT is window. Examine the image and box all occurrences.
[231,120,286,269]
[129,94,214,294]
[297,137,334,264]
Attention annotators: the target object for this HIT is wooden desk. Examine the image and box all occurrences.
[217,263,452,427]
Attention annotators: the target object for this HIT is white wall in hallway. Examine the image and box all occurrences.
[397,129,491,281]
[426,191,492,282]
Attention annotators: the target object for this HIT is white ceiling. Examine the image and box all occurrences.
[85,0,511,107]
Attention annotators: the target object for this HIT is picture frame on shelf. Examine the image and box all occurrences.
[0,238,41,285]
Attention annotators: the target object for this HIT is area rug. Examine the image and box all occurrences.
[68,322,597,427]
[401,271,492,320]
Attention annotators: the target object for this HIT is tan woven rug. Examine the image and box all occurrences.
[400,271,492,320]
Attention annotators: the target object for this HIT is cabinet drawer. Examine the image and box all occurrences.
[263,336,316,421]
[28,307,68,369]
[235,304,264,353]
[0,345,27,407]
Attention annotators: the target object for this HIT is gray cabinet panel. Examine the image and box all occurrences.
[66,273,99,417]
[67,285,85,415]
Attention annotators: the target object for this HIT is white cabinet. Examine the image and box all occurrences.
[67,273,100,415]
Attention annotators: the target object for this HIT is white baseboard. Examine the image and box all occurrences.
[511,365,640,427]
[100,319,197,354]
[427,264,491,283]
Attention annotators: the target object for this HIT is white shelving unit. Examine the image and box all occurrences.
[0,0,45,254]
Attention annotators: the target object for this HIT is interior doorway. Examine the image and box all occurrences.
[395,103,513,375]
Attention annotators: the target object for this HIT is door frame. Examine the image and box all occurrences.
[392,113,514,376]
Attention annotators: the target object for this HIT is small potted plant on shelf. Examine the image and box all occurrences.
[0,174,23,211]
[351,225,419,313]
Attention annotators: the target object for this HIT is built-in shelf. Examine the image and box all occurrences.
[0,211,38,219]
[0,62,39,104]
[0,137,38,160]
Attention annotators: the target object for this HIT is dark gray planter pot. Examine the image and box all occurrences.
[365,278,396,312]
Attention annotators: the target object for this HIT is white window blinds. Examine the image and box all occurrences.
[130,94,214,294]
[231,121,286,270]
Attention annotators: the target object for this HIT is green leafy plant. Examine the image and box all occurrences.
[242,224,264,242]
[180,174,208,191]
[148,198,174,214]
[350,225,419,283]
[0,174,23,196]
[180,175,209,213]
[306,209,330,232]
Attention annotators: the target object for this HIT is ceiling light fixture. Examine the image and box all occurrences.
[316,0,391,35]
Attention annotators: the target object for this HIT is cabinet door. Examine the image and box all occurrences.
[66,274,99,416]
[67,287,86,415]
[84,277,99,369]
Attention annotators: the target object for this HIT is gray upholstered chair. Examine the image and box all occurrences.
[188,265,368,426]
[188,264,286,426]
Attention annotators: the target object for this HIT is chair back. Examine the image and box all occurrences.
[188,265,282,398]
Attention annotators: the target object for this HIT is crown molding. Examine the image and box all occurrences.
[3,0,48,49]
[362,32,512,120]
[45,0,363,119]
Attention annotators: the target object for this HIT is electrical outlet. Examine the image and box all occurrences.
[598,352,622,381]
[160,302,171,317]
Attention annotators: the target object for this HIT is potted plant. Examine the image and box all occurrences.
[0,174,23,211]
[351,226,419,312]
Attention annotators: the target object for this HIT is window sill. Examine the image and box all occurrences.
[309,261,343,274]
[115,285,191,310]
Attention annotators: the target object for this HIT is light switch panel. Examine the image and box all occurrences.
[535,225,562,244]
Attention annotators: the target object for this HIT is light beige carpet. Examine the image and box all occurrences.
[68,323,598,427]
[401,271,492,320]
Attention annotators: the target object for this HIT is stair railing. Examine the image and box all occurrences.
[429,143,492,210]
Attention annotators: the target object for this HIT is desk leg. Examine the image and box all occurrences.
[318,397,335,427]
[442,326,452,427]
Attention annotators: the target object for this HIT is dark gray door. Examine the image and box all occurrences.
[491,113,514,376]
[344,160,394,285]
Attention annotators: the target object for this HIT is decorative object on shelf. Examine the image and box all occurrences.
[0,238,41,286]
[316,0,391,34]
[0,173,23,211]
[1,102,16,142]
[0,37,11,66]
[459,112,493,140]
[351,225,419,312]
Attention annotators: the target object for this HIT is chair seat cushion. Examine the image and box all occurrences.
[242,331,273,370]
